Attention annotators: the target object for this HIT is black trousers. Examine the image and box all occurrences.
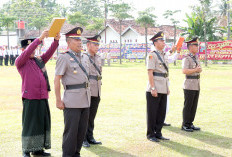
[4,55,9,66]
[10,55,14,65]
[0,56,3,65]
[182,89,200,127]
[85,96,101,140]
[146,92,167,138]
[62,108,89,157]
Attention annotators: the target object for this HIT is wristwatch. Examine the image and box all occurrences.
[151,87,155,91]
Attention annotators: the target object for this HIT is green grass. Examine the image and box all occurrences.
[0,61,232,157]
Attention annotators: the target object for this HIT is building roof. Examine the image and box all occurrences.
[23,22,98,38]
[23,19,184,39]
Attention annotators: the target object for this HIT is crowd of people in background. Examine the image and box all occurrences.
[0,46,22,66]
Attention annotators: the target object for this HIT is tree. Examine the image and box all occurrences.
[0,13,16,48]
[69,0,103,18]
[163,10,181,44]
[109,2,133,64]
[86,17,105,33]
[163,10,181,65]
[67,11,89,27]
[136,7,157,63]
[181,12,222,41]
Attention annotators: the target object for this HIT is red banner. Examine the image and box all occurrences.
[199,40,232,60]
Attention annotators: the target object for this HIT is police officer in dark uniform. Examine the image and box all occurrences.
[146,31,170,142]
[10,46,14,66]
[4,46,9,66]
[83,35,102,147]
[181,37,202,132]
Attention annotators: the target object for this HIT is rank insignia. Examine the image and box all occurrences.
[77,29,82,35]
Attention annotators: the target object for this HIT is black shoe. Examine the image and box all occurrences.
[182,126,193,132]
[147,137,160,142]
[163,123,171,126]
[156,136,170,140]
[191,125,201,131]
[22,152,30,157]
[88,138,102,145]
[32,150,51,156]
[82,140,90,147]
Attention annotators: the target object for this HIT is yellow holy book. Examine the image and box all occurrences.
[48,18,66,37]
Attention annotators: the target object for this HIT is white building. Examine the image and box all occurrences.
[99,19,183,44]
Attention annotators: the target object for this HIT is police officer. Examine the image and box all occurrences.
[0,47,3,66]
[10,46,14,66]
[146,31,170,142]
[4,46,9,66]
[182,37,202,132]
[82,35,102,147]
[54,27,91,157]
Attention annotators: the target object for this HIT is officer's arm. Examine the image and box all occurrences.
[182,58,198,74]
[54,75,62,101]
[54,75,64,110]
[183,68,197,75]
[148,69,155,89]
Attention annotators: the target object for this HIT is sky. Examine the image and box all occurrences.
[0,0,220,26]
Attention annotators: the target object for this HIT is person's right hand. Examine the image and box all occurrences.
[39,30,49,41]
[151,89,158,97]
[195,66,202,73]
[56,100,65,110]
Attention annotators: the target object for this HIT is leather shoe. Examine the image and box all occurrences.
[32,150,50,156]
[191,125,201,131]
[22,152,30,157]
[147,137,160,142]
[82,140,90,147]
[182,126,193,132]
[163,123,171,126]
[156,136,170,140]
[88,138,102,145]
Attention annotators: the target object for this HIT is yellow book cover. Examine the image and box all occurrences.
[48,18,66,37]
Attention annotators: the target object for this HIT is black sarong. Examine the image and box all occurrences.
[22,99,51,152]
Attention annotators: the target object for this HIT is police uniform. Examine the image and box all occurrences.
[83,35,102,147]
[146,31,169,141]
[182,37,201,132]
[55,27,91,157]
[0,48,3,66]
[4,47,9,66]
[10,47,14,66]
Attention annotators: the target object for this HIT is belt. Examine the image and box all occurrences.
[153,72,169,78]
[186,75,200,79]
[89,75,102,81]
[66,82,89,90]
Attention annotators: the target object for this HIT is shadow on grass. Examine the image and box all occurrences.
[85,145,136,157]
[164,126,232,149]
[159,140,224,157]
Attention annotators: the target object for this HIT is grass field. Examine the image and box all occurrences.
[0,60,232,157]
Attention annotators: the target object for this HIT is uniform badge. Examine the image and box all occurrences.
[77,29,81,35]
[149,55,153,59]
[73,67,77,74]
[97,36,101,41]
[28,40,31,44]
